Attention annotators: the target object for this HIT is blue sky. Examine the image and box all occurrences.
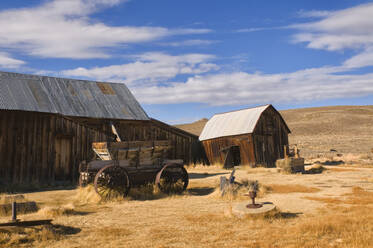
[0,0,373,124]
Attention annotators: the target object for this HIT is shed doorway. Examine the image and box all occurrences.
[55,137,72,181]
[222,146,241,168]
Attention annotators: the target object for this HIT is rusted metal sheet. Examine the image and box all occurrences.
[0,71,149,120]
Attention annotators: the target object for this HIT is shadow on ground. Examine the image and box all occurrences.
[189,172,228,179]
[312,160,345,166]
[66,210,92,216]
[275,212,302,219]
[0,184,76,194]
[188,187,215,196]
[52,224,81,235]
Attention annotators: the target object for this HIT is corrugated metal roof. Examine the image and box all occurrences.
[199,105,271,141]
[0,71,149,120]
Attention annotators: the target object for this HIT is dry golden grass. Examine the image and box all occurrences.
[38,204,78,218]
[3,162,373,247]
[174,118,208,136]
[73,185,101,205]
[344,187,373,205]
[0,225,61,247]
[175,105,373,160]
[245,167,273,174]
[266,184,321,194]
[304,187,373,206]
[15,205,372,248]
[327,167,358,172]
[167,205,373,248]
[303,196,343,204]
[0,194,26,204]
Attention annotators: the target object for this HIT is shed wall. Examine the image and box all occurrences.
[0,110,112,185]
[201,106,289,167]
[201,134,256,166]
[252,107,289,167]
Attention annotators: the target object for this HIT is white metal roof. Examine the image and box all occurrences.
[199,105,271,141]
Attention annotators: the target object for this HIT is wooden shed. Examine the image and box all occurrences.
[0,71,199,185]
[199,105,290,168]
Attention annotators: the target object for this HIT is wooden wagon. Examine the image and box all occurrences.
[79,140,189,199]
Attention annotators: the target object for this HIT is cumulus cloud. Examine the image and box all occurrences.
[235,28,268,33]
[46,2,373,106]
[297,10,331,18]
[159,40,217,47]
[63,51,373,107]
[0,0,210,59]
[131,68,373,106]
[0,52,25,68]
[293,3,373,52]
[129,3,373,106]
[62,52,219,85]
[343,48,373,68]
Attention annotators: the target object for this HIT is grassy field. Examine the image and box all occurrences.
[1,163,373,247]
[1,105,373,247]
[175,105,373,159]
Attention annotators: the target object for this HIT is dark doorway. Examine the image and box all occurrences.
[55,137,72,181]
[231,146,241,165]
[222,146,241,168]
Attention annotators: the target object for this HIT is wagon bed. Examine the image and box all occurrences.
[79,140,189,199]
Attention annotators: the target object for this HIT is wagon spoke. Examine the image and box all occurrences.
[156,164,189,194]
[94,164,130,200]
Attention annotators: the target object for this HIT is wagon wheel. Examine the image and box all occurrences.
[155,164,189,194]
[94,164,130,200]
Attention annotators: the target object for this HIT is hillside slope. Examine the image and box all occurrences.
[175,105,373,157]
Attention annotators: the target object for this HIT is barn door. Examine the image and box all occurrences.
[222,146,241,168]
[55,137,72,181]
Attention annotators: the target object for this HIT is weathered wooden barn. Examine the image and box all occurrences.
[0,71,199,185]
[199,105,290,168]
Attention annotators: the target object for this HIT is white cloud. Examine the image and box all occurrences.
[297,10,331,18]
[159,40,217,47]
[131,68,373,106]
[0,0,210,59]
[293,3,373,51]
[37,2,373,107]
[343,48,373,68]
[0,52,25,68]
[62,52,219,85]
[235,28,267,33]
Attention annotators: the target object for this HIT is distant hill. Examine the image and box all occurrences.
[174,118,208,136]
[174,105,373,157]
